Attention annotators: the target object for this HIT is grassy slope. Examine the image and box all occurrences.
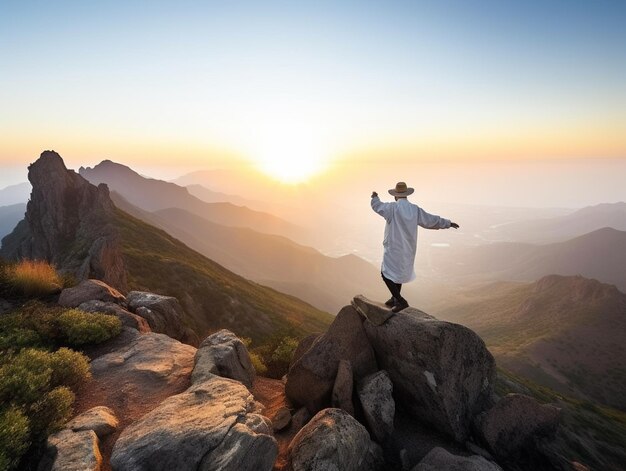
[113,208,332,344]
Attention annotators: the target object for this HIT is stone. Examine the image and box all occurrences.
[412,447,503,471]
[78,300,150,332]
[66,406,119,438]
[357,370,395,443]
[332,359,354,416]
[110,375,277,471]
[474,394,561,459]
[290,333,321,367]
[59,279,126,308]
[127,291,187,342]
[0,150,127,289]
[41,429,102,471]
[286,305,378,414]
[90,332,196,401]
[352,295,394,326]
[361,298,496,443]
[287,408,384,471]
[273,407,292,432]
[291,407,312,431]
[192,329,255,389]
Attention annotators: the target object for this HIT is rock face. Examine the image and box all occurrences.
[126,291,188,343]
[66,406,119,438]
[412,447,503,471]
[332,359,354,416]
[352,295,394,326]
[362,300,496,442]
[357,370,395,443]
[474,394,560,460]
[59,279,126,307]
[41,429,102,471]
[191,329,256,389]
[0,150,126,289]
[77,300,151,332]
[286,306,378,413]
[110,375,277,471]
[287,408,383,471]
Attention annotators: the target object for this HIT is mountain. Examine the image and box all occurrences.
[0,203,26,239]
[0,181,30,205]
[79,160,308,244]
[1,151,332,343]
[434,275,626,410]
[429,227,626,290]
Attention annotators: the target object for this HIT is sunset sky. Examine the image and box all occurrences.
[0,1,625,199]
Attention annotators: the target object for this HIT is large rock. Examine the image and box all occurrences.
[192,329,255,389]
[0,150,127,289]
[40,429,102,471]
[474,394,561,459]
[357,370,395,443]
[352,295,394,326]
[361,298,496,443]
[286,306,378,414]
[332,359,354,416]
[287,408,383,471]
[77,300,150,332]
[412,447,503,471]
[127,291,187,342]
[90,332,195,400]
[66,406,119,438]
[110,375,277,471]
[59,279,126,308]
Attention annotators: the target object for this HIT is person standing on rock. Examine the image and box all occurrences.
[371,182,459,312]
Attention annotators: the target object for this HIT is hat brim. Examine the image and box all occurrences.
[388,188,414,197]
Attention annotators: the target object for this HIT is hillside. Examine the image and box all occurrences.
[1,151,332,344]
[434,275,626,410]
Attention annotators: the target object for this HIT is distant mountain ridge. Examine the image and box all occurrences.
[0,203,26,239]
[0,181,30,206]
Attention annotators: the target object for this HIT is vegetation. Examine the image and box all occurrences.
[248,334,300,379]
[1,259,62,297]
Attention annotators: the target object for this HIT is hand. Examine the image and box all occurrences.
[371,191,378,198]
[450,222,459,229]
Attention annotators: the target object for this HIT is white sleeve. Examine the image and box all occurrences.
[371,196,393,221]
[418,207,451,229]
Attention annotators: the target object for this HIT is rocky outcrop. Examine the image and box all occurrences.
[191,329,255,389]
[77,300,150,332]
[331,359,355,416]
[59,279,126,307]
[66,406,119,439]
[0,150,126,289]
[40,429,102,471]
[110,375,277,471]
[412,447,503,471]
[357,370,395,443]
[126,291,192,344]
[361,298,496,442]
[287,408,383,471]
[286,305,378,413]
[474,394,561,460]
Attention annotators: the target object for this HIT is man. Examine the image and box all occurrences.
[371,182,459,312]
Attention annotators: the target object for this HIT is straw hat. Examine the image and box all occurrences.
[388,181,414,197]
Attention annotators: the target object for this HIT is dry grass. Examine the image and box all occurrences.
[5,260,62,297]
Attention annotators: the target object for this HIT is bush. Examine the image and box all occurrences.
[0,349,53,406]
[271,337,299,364]
[0,406,30,471]
[4,260,61,297]
[48,348,91,391]
[29,386,74,437]
[56,309,122,346]
[249,352,267,375]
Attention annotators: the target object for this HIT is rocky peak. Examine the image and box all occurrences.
[0,150,127,290]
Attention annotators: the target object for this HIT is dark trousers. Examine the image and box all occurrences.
[381,272,405,302]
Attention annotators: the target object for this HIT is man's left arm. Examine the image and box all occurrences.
[418,207,459,229]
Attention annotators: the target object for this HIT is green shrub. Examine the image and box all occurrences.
[249,352,267,375]
[271,336,299,364]
[0,349,53,406]
[29,386,74,437]
[48,348,91,391]
[56,309,121,346]
[0,406,30,471]
[4,260,61,297]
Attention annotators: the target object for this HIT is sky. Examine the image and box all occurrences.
[0,0,625,205]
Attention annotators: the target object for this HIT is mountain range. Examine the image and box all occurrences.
[0,203,26,239]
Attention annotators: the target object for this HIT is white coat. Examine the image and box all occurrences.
[371,196,451,284]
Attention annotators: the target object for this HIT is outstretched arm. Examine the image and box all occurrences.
[371,191,393,221]
[418,207,459,229]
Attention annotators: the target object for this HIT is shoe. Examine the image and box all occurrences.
[384,297,396,307]
[391,300,409,313]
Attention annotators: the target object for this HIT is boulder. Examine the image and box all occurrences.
[291,407,312,431]
[59,279,125,308]
[273,407,292,432]
[41,429,102,471]
[192,329,255,389]
[357,370,395,443]
[127,291,186,341]
[352,295,394,326]
[90,332,196,401]
[287,408,384,471]
[286,306,378,414]
[66,406,119,438]
[474,394,561,459]
[110,375,277,471]
[332,359,354,416]
[77,300,150,332]
[412,447,503,471]
[361,298,496,442]
[290,333,321,367]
